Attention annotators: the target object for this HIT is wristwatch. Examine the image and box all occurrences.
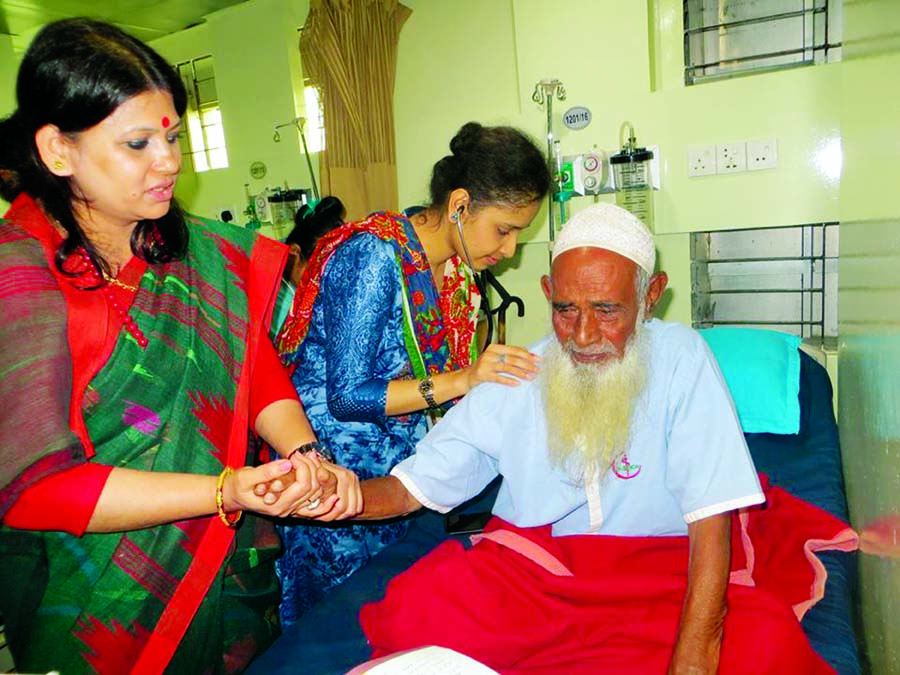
[288,441,335,463]
[417,377,438,409]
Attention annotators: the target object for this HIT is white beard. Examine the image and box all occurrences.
[540,325,648,484]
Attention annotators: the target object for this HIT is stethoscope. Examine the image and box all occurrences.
[453,207,495,345]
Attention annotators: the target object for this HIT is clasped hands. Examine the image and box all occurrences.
[222,452,361,521]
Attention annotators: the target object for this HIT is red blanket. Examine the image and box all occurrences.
[361,480,857,674]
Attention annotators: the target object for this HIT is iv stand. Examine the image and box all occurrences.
[531,78,566,244]
[273,116,321,202]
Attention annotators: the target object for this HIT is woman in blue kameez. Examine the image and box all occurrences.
[274,122,551,626]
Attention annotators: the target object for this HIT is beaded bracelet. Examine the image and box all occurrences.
[215,466,243,528]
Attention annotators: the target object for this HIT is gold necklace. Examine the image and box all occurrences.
[101,271,140,292]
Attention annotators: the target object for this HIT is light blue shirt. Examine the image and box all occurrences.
[392,319,765,537]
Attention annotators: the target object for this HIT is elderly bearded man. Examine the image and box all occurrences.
[351,204,839,675]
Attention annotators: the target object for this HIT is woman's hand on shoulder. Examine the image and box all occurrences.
[463,343,540,392]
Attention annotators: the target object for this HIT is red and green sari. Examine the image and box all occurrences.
[0,195,285,674]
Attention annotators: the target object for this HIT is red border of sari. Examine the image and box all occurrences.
[132,234,286,674]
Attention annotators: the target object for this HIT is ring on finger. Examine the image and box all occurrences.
[305,497,321,510]
[497,353,506,364]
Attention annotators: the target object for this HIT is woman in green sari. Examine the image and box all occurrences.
[0,18,361,674]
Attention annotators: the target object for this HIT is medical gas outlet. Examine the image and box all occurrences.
[561,151,609,196]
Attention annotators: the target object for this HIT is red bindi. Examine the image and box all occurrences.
[161,116,171,128]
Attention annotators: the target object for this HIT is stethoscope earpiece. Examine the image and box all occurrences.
[454,208,477,273]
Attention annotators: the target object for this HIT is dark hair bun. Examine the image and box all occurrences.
[313,195,344,225]
[287,195,346,259]
[449,122,484,157]
[429,122,550,210]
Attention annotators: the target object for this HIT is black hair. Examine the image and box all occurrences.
[428,122,551,211]
[0,18,189,277]
[285,195,346,260]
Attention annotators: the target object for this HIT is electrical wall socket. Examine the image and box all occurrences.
[746,137,778,171]
[716,142,747,174]
[687,144,717,177]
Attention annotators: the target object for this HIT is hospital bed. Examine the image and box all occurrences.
[247,331,860,675]
[740,346,860,674]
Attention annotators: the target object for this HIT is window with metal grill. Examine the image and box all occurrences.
[691,223,839,339]
[684,0,842,85]
[174,55,229,172]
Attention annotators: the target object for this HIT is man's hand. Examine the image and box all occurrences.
[668,512,731,674]
[295,462,362,521]
[668,622,724,674]
[252,450,324,506]
[226,458,323,518]
[251,454,362,520]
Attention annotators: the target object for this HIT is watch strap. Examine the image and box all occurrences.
[417,377,438,408]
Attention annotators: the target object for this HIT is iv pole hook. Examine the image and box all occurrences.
[273,116,321,202]
[531,79,566,246]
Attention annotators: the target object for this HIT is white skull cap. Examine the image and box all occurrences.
[551,203,655,274]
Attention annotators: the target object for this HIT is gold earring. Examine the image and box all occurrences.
[53,160,64,170]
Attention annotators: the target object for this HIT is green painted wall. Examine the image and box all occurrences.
[151,0,316,240]
[395,0,842,347]
[0,34,14,116]
[0,33,18,214]
[837,0,900,672]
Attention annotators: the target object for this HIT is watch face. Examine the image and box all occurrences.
[417,377,437,408]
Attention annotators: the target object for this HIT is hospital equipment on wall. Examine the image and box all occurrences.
[273,115,320,203]
[609,122,655,230]
[243,184,311,239]
[532,78,660,237]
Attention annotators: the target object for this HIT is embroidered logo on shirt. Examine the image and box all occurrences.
[611,453,641,479]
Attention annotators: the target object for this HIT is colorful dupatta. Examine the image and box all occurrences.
[0,195,286,674]
[276,212,480,388]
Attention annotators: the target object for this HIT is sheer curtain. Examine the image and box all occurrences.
[300,0,411,221]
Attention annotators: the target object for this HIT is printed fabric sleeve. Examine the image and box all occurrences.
[250,332,301,425]
[320,235,397,424]
[0,222,90,521]
[664,332,765,523]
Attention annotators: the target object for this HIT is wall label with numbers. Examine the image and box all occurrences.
[563,106,592,130]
